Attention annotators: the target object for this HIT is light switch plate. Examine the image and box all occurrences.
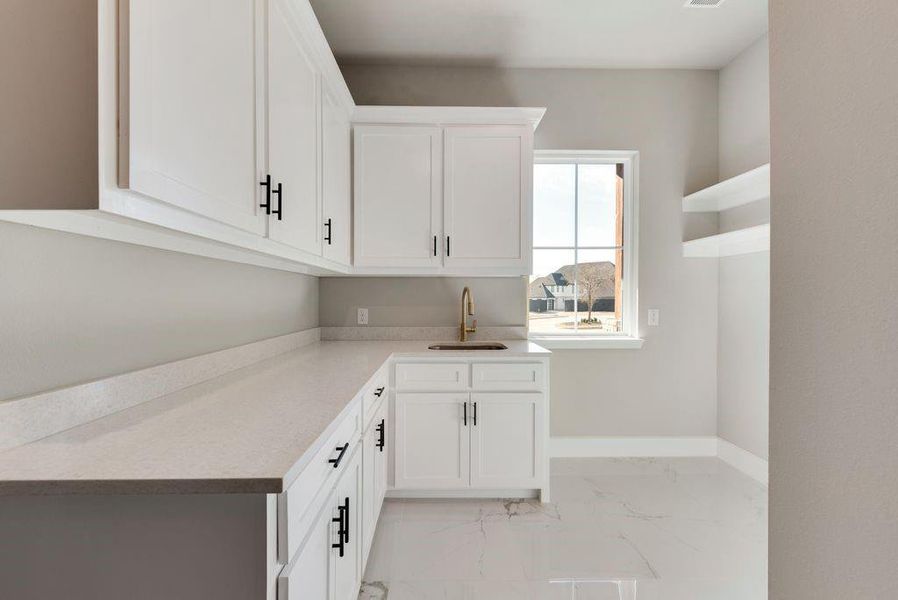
[357,308,369,325]
[648,309,660,326]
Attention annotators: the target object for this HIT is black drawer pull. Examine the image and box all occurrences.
[374,387,385,398]
[473,401,477,426]
[376,419,385,451]
[324,218,332,244]
[433,235,437,256]
[463,401,467,426]
[328,443,349,468]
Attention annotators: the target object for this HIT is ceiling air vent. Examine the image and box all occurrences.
[684,0,726,7]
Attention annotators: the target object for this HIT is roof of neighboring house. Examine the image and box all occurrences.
[528,261,616,299]
[536,284,556,300]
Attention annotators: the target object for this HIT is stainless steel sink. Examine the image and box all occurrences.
[428,342,508,351]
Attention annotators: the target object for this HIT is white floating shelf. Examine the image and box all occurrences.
[682,224,770,258]
[683,163,770,213]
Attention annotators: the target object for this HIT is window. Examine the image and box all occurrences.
[529,151,639,347]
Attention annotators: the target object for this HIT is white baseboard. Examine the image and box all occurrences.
[550,435,768,487]
[717,438,768,486]
[550,436,718,458]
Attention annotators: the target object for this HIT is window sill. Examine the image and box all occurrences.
[528,336,644,350]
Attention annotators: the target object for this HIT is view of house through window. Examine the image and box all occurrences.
[530,156,628,336]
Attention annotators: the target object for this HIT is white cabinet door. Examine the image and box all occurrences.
[333,446,362,600]
[470,393,544,489]
[277,487,335,600]
[362,401,387,565]
[353,126,442,267]
[394,393,469,489]
[267,0,321,254]
[373,404,388,514]
[443,126,532,270]
[128,0,265,235]
[321,87,351,265]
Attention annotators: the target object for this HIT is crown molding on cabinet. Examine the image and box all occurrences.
[351,106,547,129]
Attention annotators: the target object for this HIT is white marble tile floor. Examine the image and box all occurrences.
[359,457,767,600]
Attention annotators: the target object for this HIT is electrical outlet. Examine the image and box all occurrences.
[357,308,369,325]
[648,309,660,327]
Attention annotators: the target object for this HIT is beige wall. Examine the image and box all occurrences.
[716,36,770,460]
[0,0,98,209]
[338,65,720,437]
[770,2,898,598]
[0,222,318,402]
[719,34,770,181]
[320,277,526,327]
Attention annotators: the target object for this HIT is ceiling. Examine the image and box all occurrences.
[309,0,768,70]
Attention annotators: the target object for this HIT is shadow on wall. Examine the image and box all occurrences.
[336,13,524,108]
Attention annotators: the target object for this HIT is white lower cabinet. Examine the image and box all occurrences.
[333,447,362,600]
[470,393,544,488]
[278,486,335,600]
[394,393,470,489]
[362,400,388,565]
[278,445,361,600]
[393,361,548,494]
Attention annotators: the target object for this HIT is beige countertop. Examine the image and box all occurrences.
[0,340,548,496]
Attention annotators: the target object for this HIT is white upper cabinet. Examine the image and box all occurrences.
[350,109,543,275]
[353,125,443,268]
[443,126,532,270]
[267,0,321,255]
[127,0,265,235]
[322,87,352,266]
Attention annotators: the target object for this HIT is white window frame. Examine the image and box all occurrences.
[529,150,642,349]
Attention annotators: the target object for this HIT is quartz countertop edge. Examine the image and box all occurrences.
[0,340,549,496]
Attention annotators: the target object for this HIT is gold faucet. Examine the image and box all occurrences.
[459,286,477,342]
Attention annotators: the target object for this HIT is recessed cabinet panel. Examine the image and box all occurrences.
[322,87,352,265]
[394,393,469,489]
[128,0,264,234]
[443,126,532,269]
[395,363,468,391]
[470,393,543,489]
[353,126,442,267]
[268,0,321,254]
[472,363,545,391]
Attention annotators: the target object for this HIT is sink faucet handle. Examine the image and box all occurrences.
[470,318,478,331]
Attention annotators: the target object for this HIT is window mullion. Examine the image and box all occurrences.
[573,163,579,333]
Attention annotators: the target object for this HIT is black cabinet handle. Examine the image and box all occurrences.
[328,443,349,468]
[463,401,467,426]
[374,387,385,398]
[473,401,477,426]
[259,174,272,215]
[433,235,437,257]
[446,235,450,257]
[331,502,346,557]
[331,497,349,556]
[324,218,332,244]
[343,497,350,543]
[271,183,282,221]
[376,419,385,451]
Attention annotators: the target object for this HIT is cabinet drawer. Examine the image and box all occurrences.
[395,363,469,390]
[472,363,544,391]
[362,368,388,431]
[279,403,361,564]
